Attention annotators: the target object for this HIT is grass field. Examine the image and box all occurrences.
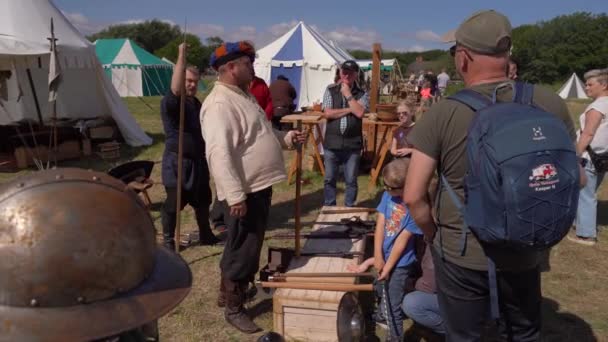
[4,93,607,341]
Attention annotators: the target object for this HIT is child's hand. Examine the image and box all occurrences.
[374,258,385,273]
[378,267,390,281]
[346,263,360,273]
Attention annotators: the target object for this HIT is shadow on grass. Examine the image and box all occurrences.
[249,298,273,319]
[266,188,325,231]
[541,297,597,341]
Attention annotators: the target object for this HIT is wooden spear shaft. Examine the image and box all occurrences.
[295,119,303,257]
[174,22,187,254]
[271,272,374,279]
[260,281,374,292]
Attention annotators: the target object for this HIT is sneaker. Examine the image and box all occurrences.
[567,234,597,246]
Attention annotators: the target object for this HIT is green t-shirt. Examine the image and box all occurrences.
[409,81,575,271]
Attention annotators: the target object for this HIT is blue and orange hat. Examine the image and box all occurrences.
[210,41,256,71]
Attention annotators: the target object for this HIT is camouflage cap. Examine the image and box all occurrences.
[443,10,512,55]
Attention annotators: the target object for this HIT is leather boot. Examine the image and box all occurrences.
[161,206,176,250]
[195,206,222,245]
[223,278,261,334]
[217,277,226,308]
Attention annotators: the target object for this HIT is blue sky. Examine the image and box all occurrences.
[55,0,606,52]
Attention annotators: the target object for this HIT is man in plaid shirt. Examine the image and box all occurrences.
[321,60,369,207]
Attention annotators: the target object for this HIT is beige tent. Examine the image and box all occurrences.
[0,0,152,146]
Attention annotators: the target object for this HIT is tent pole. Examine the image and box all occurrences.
[26,69,44,126]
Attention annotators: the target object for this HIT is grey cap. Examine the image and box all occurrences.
[444,10,512,55]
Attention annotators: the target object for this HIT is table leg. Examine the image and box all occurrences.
[310,124,325,176]
[288,125,311,185]
[371,126,389,167]
[368,127,394,191]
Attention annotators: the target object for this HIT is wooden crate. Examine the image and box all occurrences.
[273,206,370,341]
[89,125,116,140]
[14,140,82,169]
[97,141,120,160]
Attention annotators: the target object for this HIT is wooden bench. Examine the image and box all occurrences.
[272,206,372,341]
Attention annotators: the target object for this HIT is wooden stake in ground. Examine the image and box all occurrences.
[174,22,187,254]
[295,119,303,257]
[370,43,381,113]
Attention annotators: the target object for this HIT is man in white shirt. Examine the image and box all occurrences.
[437,68,451,99]
[201,41,305,334]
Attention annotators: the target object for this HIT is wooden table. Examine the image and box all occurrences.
[364,118,401,191]
[272,206,371,341]
[281,114,326,184]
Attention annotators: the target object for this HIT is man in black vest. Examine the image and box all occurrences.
[160,43,221,250]
[321,60,369,207]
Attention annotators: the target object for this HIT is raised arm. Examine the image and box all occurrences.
[170,43,187,96]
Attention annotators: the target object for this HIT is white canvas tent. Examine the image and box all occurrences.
[558,73,589,100]
[0,0,152,146]
[254,21,355,109]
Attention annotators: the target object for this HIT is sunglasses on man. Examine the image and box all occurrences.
[449,45,474,61]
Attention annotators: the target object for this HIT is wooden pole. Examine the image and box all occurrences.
[370,43,381,113]
[295,119,303,257]
[174,21,187,254]
[272,272,374,279]
[260,281,374,292]
[320,208,376,215]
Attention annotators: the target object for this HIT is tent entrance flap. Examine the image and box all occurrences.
[270,65,302,109]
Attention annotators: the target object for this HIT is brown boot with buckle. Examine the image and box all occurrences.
[223,278,261,334]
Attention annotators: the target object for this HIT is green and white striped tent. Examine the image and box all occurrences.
[95,38,172,97]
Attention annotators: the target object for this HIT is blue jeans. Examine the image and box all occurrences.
[402,291,445,335]
[575,161,606,238]
[376,266,415,338]
[323,148,361,207]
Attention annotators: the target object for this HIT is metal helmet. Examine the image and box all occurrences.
[257,332,285,342]
[0,168,192,341]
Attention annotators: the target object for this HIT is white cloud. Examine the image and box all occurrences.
[61,11,102,34]
[414,30,442,42]
[323,26,382,50]
[192,23,225,38]
[120,19,145,25]
[268,20,299,37]
[397,29,443,43]
[403,44,427,52]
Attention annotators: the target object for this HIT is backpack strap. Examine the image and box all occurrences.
[514,81,534,105]
[439,175,469,256]
[488,258,500,321]
[447,89,493,111]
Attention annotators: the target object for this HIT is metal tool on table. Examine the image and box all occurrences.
[269,216,375,240]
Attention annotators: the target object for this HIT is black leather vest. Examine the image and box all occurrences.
[324,84,365,150]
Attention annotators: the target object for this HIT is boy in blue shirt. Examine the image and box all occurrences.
[374,158,423,339]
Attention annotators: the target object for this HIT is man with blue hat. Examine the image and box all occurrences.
[201,41,306,334]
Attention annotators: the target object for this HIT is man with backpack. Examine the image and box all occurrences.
[403,10,583,341]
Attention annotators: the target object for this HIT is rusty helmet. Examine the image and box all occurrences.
[0,168,192,341]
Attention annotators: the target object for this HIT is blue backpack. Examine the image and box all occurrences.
[441,82,580,318]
